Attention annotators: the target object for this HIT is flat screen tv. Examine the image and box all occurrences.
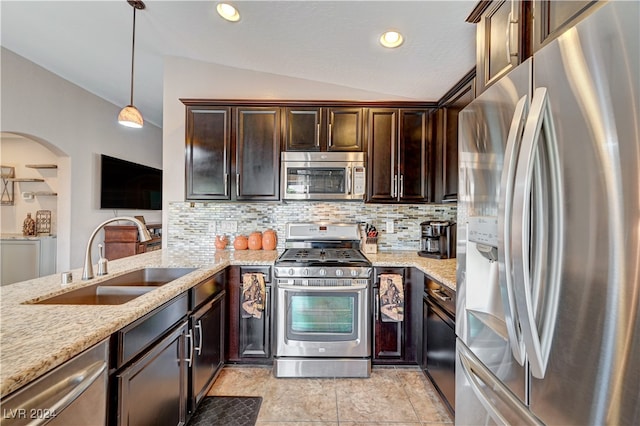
[100,154,162,210]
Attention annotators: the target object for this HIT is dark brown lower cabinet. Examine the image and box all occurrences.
[225,266,273,364]
[372,267,422,365]
[189,291,225,414]
[110,274,226,426]
[114,321,188,426]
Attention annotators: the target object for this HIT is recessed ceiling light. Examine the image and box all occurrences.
[217,3,240,22]
[380,31,404,48]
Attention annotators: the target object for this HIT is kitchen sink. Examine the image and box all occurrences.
[31,267,197,305]
[85,267,197,287]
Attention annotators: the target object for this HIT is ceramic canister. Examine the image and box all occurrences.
[262,229,277,250]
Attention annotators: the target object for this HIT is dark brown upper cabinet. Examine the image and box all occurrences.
[283,106,363,152]
[235,107,281,201]
[469,0,529,95]
[185,106,231,200]
[531,0,599,52]
[367,109,431,203]
[184,103,280,201]
[432,70,475,203]
[284,107,322,151]
[468,0,600,95]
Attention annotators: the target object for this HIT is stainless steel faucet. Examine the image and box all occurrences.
[82,216,152,280]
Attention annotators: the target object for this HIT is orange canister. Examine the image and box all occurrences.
[233,235,248,250]
[262,229,277,250]
[248,232,263,250]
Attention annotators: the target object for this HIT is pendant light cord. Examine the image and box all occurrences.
[129,6,136,106]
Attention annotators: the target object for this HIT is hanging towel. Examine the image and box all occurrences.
[379,273,404,322]
[241,273,266,319]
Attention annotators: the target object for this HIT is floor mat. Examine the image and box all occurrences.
[187,396,262,426]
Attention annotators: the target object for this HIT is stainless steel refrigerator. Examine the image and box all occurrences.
[455,1,639,425]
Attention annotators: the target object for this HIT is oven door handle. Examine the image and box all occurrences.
[277,283,369,291]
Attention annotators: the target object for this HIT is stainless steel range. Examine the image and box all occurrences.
[273,223,372,378]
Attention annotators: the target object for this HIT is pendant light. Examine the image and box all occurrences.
[118,0,145,128]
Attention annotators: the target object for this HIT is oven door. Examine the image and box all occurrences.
[276,282,370,357]
[281,161,365,200]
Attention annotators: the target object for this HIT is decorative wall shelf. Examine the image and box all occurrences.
[1,164,58,205]
[8,178,45,182]
[26,164,58,169]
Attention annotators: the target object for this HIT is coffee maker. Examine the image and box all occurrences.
[418,221,456,259]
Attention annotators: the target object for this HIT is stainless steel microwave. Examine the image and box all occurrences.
[281,152,366,200]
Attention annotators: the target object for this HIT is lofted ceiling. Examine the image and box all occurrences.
[1,1,477,128]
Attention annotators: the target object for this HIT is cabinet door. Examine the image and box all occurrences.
[185,106,231,200]
[532,0,598,52]
[0,239,40,285]
[239,286,271,358]
[367,108,397,202]
[236,108,281,200]
[225,266,272,363]
[398,109,430,202]
[116,322,187,426]
[191,291,225,412]
[433,75,475,203]
[284,107,322,151]
[373,267,406,363]
[327,107,363,151]
[476,0,526,94]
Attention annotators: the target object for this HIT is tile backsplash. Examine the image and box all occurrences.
[167,201,456,256]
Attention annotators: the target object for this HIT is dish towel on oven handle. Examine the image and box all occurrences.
[379,273,404,322]
[241,273,266,319]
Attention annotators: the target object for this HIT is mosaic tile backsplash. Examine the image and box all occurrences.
[167,201,456,256]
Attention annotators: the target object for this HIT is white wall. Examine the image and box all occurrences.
[1,48,163,270]
[162,56,411,237]
[0,135,59,234]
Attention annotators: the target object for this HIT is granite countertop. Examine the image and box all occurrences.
[366,251,457,290]
[0,248,455,398]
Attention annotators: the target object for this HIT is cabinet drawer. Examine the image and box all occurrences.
[191,270,225,310]
[113,293,188,368]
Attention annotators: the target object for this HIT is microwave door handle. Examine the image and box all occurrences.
[346,166,351,194]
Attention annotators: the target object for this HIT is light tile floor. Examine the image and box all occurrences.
[208,366,454,425]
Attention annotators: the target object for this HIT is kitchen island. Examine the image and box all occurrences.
[0,249,455,398]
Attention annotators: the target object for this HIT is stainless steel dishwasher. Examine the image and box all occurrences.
[422,279,456,414]
[1,339,109,426]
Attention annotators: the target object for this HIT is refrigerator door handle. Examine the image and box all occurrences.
[498,95,529,366]
[458,343,543,426]
[512,87,564,379]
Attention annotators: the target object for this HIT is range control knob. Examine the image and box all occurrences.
[288,268,295,276]
[336,269,344,277]
[303,268,309,276]
[351,269,358,277]
[319,268,327,276]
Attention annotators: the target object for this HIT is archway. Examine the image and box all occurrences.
[0,131,71,272]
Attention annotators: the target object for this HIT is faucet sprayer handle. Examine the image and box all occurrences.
[97,243,108,276]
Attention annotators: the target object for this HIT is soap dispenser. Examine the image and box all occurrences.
[97,243,108,276]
